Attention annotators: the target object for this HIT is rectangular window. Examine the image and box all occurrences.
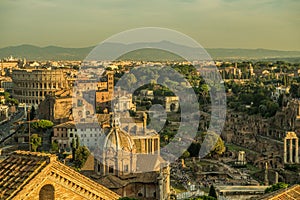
[109,165,114,174]
[124,164,129,172]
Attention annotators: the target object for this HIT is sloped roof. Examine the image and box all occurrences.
[0,151,53,199]
[97,175,128,189]
[0,151,120,200]
[257,184,300,200]
[81,153,95,171]
[53,121,76,129]
[136,154,165,172]
[94,171,159,190]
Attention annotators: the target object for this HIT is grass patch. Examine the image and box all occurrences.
[225,143,256,154]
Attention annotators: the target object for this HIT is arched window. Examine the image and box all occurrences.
[39,184,54,200]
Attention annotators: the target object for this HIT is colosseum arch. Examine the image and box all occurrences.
[39,184,55,200]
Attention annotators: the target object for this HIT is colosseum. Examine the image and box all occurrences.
[12,69,73,106]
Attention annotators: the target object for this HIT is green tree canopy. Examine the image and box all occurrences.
[208,185,218,199]
[74,146,90,169]
[265,182,289,194]
[51,140,59,153]
[30,134,42,152]
[31,120,54,130]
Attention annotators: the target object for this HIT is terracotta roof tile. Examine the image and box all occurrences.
[0,151,51,199]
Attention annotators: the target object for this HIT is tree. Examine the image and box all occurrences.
[51,140,59,153]
[290,83,300,98]
[187,142,201,157]
[123,74,137,89]
[208,185,218,199]
[30,134,42,152]
[72,135,80,161]
[6,98,19,105]
[74,146,90,169]
[31,120,54,130]
[30,105,35,120]
[181,150,190,159]
[265,182,289,194]
[202,132,226,157]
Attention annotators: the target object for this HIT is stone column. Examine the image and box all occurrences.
[157,138,160,155]
[264,162,269,186]
[295,138,299,163]
[284,138,287,163]
[275,172,279,184]
[151,139,154,154]
[290,139,293,163]
[145,139,148,154]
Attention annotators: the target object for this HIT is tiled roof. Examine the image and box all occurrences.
[54,121,101,129]
[97,175,128,189]
[81,153,94,171]
[257,184,300,200]
[96,114,112,123]
[94,172,158,189]
[0,151,54,199]
[53,121,76,129]
[136,154,165,172]
[0,151,120,200]
[54,89,72,97]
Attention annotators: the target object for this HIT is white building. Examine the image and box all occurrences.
[52,121,103,152]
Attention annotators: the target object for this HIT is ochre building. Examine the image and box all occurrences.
[12,69,71,106]
[0,151,120,200]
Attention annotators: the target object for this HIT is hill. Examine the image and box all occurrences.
[0,43,299,62]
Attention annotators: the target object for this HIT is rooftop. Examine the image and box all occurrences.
[0,151,55,199]
[0,151,120,200]
[257,184,300,200]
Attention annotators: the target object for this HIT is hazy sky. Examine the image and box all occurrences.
[0,0,299,50]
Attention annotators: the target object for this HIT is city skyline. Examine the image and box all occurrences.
[1,0,299,51]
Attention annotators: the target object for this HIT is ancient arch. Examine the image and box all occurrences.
[164,96,179,112]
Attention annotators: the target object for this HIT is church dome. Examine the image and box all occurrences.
[103,126,135,153]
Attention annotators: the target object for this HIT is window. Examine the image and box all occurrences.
[124,164,129,172]
[109,165,114,174]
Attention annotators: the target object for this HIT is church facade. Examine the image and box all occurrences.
[91,114,170,200]
[0,151,120,200]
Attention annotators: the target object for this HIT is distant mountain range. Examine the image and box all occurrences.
[0,43,300,62]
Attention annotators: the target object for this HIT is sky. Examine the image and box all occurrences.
[0,0,299,50]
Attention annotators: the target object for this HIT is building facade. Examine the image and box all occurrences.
[93,115,170,200]
[52,121,103,152]
[0,151,120,200]
[12,69,71,106]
